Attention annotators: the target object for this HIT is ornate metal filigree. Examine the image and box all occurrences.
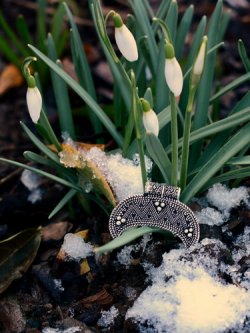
[109,181,199,247]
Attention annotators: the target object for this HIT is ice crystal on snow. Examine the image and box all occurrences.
[43,328,81,333]
[97,305,119,328]
[85,148,151,202]
[60,233,93,261]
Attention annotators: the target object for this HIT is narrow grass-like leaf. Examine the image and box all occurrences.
[95,227,171,253]
[64,2,96,100]
[47,34,75,139]
[145,133,171,184]
[24,151,60,169]
[28,44,123,146]
[51,2,65,46]
[165,0,178,43]
[158,106,171,129]
[179,15,207,111]
[175,5,194,58]
[0,38,21,67]
[189,0,224,167]
[122,110,135,157]
[202,167,250,190]
[37,0,46,53]
[238,39,250,72]
[155,40,169,113]
[49,189,77,219]
[181,123,250,203]
[155,0,171,21]
[210,72,250,103]
[23,151,78,185]
[226,156,250,165]
[0,228,41,294]
[0,158,82,191]
[166,107,250,154]
[70,31,102,135]
[16,15,32,45]
[193,92,250,169]
[0,10,28,57]
[20,122,60,163]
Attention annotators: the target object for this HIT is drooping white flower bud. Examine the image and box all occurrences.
[26,76,42,123]
[113,13,138,62]
[164,41,183,97]
[141,99,159,137]
[191,36,208,86]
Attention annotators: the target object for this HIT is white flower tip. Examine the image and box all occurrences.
[193,36,207,76]
[26,87,42,123]
[143,109,159,137]
[164,58,183,96]
[115,25,138,62]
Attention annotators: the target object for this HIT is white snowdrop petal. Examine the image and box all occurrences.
[193,42,206,76]
[142,109,159,137]
[164,58,183,96]
[115,25,138,62]
[26,87,42,123]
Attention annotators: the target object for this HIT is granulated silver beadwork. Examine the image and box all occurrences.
[109,181,200,247]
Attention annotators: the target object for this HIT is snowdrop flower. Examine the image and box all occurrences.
[26,75,42,124]
[191,35,208,86]
[164,41,183,97]
[113,13,138,62]
[141,98,159,137]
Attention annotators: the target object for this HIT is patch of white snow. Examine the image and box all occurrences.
[21,169,42,203]
[206,183,249,218]
[196,207,225,226]
[126,241,250,333]
[60,233,93,261]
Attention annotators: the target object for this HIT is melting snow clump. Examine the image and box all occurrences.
[97,305,119,328]
[60,233,93,261]
[21,169,42,203]
[126,240,250,333]
[206,183,249,218]
[196,207,225,226]
[85,148,151,202]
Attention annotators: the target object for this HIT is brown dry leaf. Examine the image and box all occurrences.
[75,229,89,240]
[0,64,24,95]
[41,221,71,241]
[80,288,113,306]
[59,143,116,206]
[48,142,105,153]
[80,259,90,275]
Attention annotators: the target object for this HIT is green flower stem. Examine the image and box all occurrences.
[152,17,172,43]
[179,89,196,190]
[131,71,147,189]
[37,109,61,152]
[122,109,134,157]
[170,91,178,186]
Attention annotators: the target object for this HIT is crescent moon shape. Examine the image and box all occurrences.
[109,192,200,248]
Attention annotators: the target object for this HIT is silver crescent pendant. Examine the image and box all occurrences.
[109,182,200,248]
